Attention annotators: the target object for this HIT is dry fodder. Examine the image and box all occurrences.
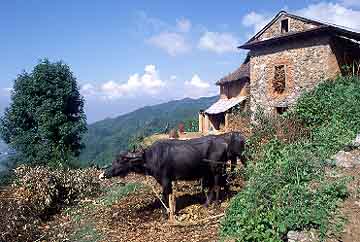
[244,110,310,162]
[226,112,252,138]
[0,166,101,242]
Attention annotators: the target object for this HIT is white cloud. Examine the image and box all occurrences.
[176,18,191,32]
[170,75,177,80]
[184,74,216,98]
[82,65,166,100]
[296,2,360,31]
[147,32,190,56]
[341,0,360,8]
[242,11,271,34]
[80,83,96,97]
[198,32,239,54]
[242,2,360,36]
[185,74,210,88]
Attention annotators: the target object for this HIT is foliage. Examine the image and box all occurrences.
[221,76,360,242]
[184,117,199,132]
[80,96,217,166]
[99,183,140,206]
[0,59,87,167]
[0,165,101,242]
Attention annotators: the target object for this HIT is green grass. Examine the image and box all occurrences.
[71,223,103,242]
[220,76,360,242]
[99,183,141,206]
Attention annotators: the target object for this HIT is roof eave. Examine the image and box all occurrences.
[238,26,331,50]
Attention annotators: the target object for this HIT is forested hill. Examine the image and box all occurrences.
[80,96,218,166]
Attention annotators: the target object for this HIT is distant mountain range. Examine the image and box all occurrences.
[79,96,218,166]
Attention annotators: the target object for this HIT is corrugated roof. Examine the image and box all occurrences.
[216,62,250,85]
[205,96,247,115]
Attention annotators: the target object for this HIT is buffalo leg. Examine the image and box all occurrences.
[168,194,175,222]
[169,181,177,222]
[214,174,220,204]
[162,178,176,222]
[205,176,215,206]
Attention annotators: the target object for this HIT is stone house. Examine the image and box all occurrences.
[200,10,360,133]
[198,59,250,133]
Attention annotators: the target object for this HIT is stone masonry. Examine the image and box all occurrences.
[258,15,319,41]
[249,35,341,114]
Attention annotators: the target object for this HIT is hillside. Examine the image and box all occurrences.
[80,96,218,166]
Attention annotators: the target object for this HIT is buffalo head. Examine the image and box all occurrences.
[100,150,144,179]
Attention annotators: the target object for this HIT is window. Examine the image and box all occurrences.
[275,106,288,115]
[273,65,286,94]
[281,19,289,33]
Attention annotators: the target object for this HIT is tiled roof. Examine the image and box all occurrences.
[216,62,250,85]
[205,96,247,115]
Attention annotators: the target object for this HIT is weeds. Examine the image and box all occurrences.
[221,76,360,241]
[99,183,140,206]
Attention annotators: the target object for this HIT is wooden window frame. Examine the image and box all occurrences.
[273,64,287,94]
[281,19,289,33]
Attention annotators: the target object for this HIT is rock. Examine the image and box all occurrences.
[287,230,318,242]
[353,134,360,148]
[333,150,360,168]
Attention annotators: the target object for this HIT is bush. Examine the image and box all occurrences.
[0,166,101,242]
[221,76,360,242]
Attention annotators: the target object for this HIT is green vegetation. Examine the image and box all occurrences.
[80,96,217,166]
[0,59,87,168]
[71,223,103,242]
[99,183,141,206]
[221,76,360,242]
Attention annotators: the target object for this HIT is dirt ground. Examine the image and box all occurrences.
[336,167,360,242]
[2,165,358,242]
[39,173,245,242]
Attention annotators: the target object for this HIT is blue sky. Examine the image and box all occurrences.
[1,0,360,123]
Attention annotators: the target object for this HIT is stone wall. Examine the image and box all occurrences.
[249,36,341,114]
[258,14,319,41]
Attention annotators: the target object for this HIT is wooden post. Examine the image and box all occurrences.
[204,114,210,133]
[198,112,203,133]
[225,112,229,130]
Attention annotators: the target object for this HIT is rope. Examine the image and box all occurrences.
[201,158,244,168]
[148,185,170,213]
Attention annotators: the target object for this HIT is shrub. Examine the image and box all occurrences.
[221,76,360,242]
[0,166,101,242]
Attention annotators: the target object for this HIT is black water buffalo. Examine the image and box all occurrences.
[173,132,246,171]
[101,138,228,220]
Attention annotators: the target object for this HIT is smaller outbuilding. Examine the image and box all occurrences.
[199,57,250,133]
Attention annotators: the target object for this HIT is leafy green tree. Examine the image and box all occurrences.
[0,59,87,167]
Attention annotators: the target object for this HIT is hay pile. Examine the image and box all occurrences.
[0,165,101,242]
